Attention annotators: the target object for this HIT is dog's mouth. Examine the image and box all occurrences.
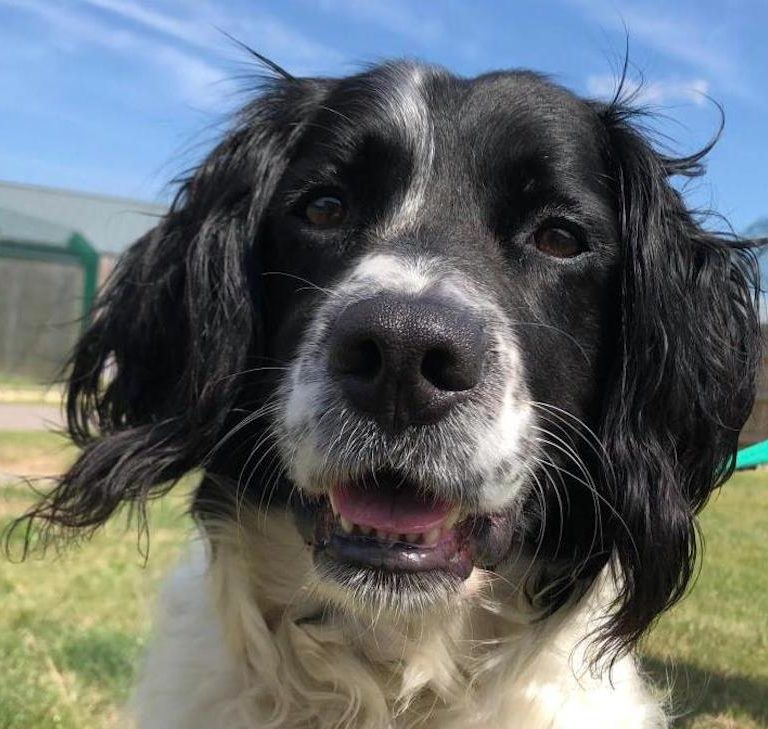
[293,471,520,586]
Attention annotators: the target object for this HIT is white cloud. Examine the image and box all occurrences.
[2,0,348,113]
[565,0,752,100]
[0,0,137,52]
[1,0,234,108]
[79,0,222,51]
[153,45,231,108]
[78,0,346,76]
[232,14,347,76]
[313,0,444,44]
[586,73,710,106]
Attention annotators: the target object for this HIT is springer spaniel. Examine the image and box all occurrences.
[23,60,761,728]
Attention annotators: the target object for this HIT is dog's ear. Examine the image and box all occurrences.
[18,78,325,544]
[596,104,762,653]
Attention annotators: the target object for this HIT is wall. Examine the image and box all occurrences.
[0,258,82,381]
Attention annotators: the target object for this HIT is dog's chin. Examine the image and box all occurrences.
[291,469,522,614]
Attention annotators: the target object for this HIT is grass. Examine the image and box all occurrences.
[0,431,76,476]
[1,431,766,728]
[642,475,768,728]
[0,433,194,729]
[0,372,46,388]
[0,372,63,404]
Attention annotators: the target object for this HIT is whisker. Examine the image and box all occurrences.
[261,270,338,297]
[509,321,591,364]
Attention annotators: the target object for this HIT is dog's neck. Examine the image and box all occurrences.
[202,512,625,729]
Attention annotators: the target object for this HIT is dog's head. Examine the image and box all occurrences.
[24,61,760,655]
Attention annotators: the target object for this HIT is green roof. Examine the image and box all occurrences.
[0,207,100,322]
[0,180,166,255]
[0,207,78,248]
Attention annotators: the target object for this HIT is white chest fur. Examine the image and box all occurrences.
[131,522,666,729]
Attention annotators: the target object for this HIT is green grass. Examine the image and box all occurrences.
[0,372,63,404]
[0,372,46,388]
[0,431,76,476]
[1,431,766,728]
[641,473,768,728]
[1,432,193,729]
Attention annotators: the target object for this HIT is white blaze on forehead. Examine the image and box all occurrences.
[378,65,435,233]
[343,253,495,320]
[346,253,440,295]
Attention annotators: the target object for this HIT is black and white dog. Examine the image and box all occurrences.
[26,60,760,727]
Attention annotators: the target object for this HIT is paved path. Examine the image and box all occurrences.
[0,403,64,431]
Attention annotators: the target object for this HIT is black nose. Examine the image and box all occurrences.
[328,296,486,431]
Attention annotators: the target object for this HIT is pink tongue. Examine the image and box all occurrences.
[332,484,453,533]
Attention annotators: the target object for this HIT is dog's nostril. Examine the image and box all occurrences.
[421,347,462,392]
[421,347,473,392]
[334,337,383,380]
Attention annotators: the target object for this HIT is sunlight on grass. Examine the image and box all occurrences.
[642,473,768,729]
[1,431,766,728]
[0,372,64,404]
[1,492,194,729]
[0,430,76,476]
[0,432,194,729]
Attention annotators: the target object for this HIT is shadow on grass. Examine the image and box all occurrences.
[643,656,768,726]
[56,627,143,695]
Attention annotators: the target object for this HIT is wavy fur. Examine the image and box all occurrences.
[11,60,762,727]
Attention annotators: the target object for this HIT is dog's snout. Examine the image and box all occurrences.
[329,296,486,430]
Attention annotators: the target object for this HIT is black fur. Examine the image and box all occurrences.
[15,61,761,660]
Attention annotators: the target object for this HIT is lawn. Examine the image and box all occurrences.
[1,431,766,728]
[0,372,64,405]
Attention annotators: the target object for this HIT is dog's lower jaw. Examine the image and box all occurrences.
[131,514,668,729]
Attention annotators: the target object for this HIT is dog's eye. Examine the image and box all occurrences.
[532,226,585,259]
[305,195,346,228]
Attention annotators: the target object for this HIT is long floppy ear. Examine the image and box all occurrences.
[597,104,762,653]
[17,78,323,545]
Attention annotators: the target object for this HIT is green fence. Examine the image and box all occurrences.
[0,216,99,382]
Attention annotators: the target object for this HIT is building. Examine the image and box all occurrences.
[0,180,166,381]
[741,219,768,447]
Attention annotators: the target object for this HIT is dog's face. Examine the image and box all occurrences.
[29,61,760,654]
[256,66,620,605]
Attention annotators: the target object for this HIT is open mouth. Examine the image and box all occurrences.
[293,471,520,584]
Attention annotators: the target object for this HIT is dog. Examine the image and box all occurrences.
[22,60,761,728]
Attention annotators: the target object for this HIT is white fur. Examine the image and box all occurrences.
[376,64,435,234]
[132,515,667,729]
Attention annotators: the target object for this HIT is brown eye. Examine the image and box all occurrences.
[305,195,345,227]
[532,226,585,259]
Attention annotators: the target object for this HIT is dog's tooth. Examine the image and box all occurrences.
[443,507,460,531]
[329,491,339,516]
[424,528,440,546]
[405,533,420,543]
[340,517,353,533]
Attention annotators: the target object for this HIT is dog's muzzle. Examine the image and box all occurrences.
[288,293,523,590]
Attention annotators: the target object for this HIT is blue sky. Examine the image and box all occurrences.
[1,0,766,232]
